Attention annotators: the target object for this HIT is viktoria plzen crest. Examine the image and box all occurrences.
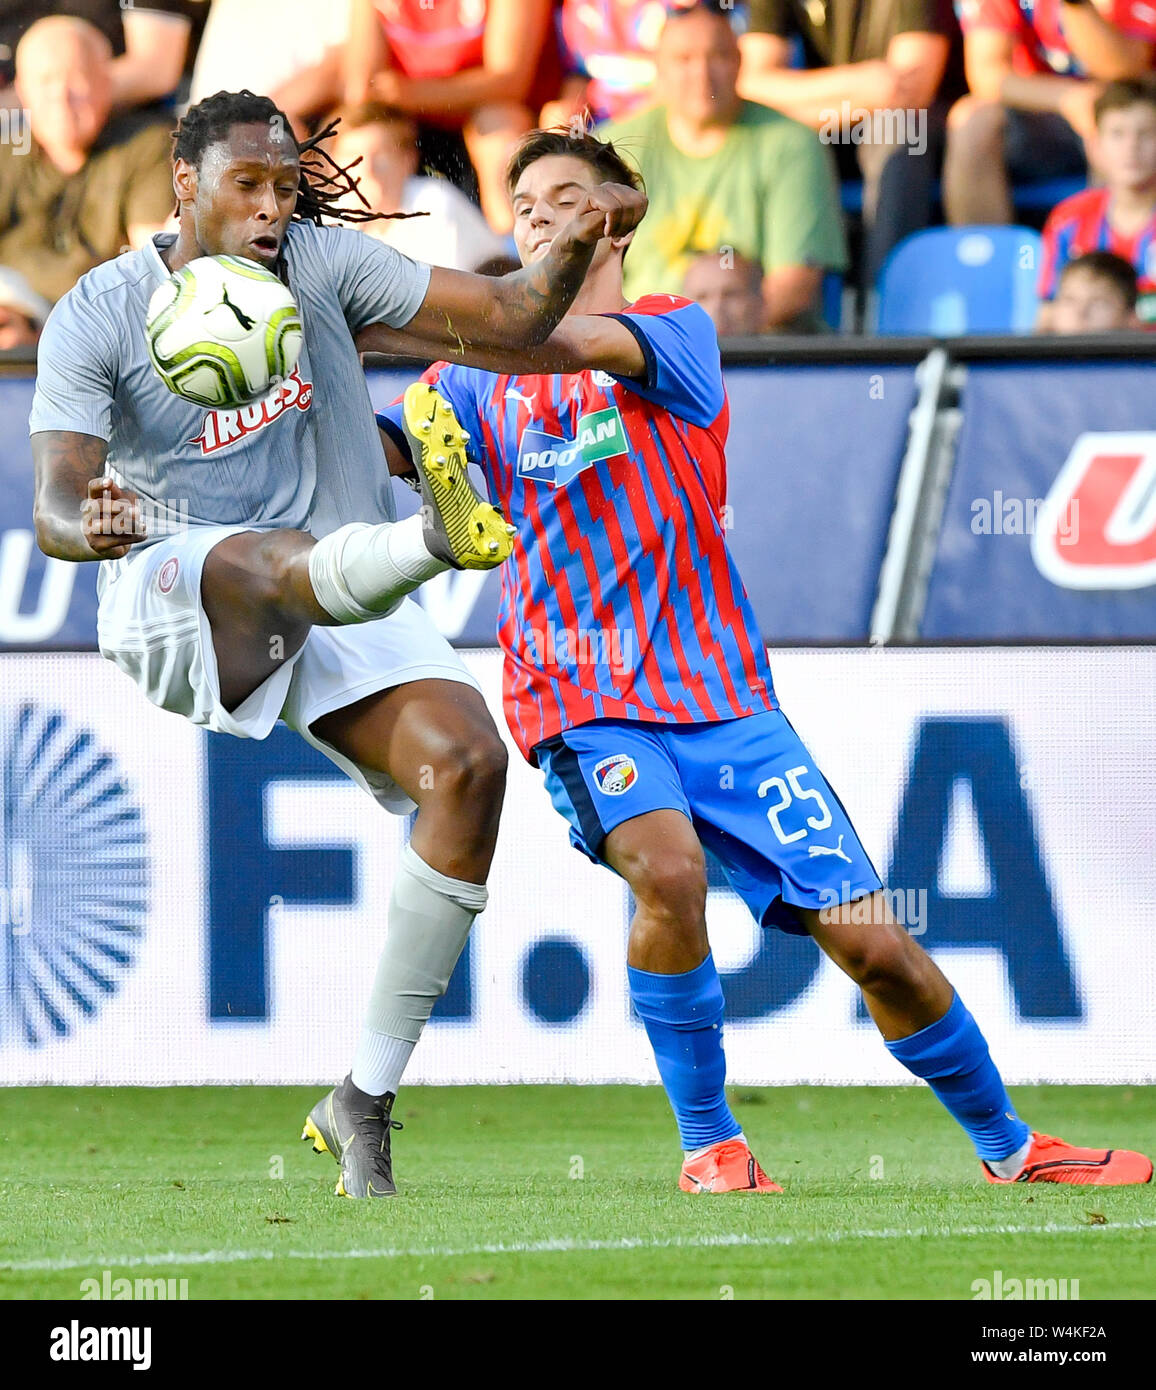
[593,754,639,796]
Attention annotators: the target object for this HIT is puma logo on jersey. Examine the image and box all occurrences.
[189,367,313,454]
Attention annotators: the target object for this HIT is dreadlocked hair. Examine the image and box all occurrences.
[172,89,418,226]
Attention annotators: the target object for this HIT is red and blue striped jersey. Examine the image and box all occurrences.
[1039,187,1156,323]
[381,294,776,760]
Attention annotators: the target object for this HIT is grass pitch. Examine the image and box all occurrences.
[0,1085,1151,1301]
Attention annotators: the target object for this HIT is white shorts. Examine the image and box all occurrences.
[96,524,479,814]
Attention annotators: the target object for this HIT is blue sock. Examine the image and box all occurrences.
[627,953,741,1152]
[885,993,1031,1161]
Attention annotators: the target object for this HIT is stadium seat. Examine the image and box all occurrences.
[875,225,1043,335]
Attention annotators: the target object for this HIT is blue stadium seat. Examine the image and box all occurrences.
[876,225,1043,335]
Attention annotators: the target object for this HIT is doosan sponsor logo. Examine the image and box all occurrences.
[49,1320,152,1370]
[190,367,313,454]
[517,406,628,484]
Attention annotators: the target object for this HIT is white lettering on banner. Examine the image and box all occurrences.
[0,530,76,642]
[1,649,1154,1086]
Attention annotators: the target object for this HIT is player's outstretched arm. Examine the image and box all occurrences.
[32,432,147,562]
[358,311,646,378]
[392,183,646,351]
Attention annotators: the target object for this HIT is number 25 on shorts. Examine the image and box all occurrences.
[758,765,832,844]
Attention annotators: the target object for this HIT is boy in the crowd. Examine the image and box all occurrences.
[944,0,1156,226]
[1038,78,1156,327]
[1041,250,1140,334]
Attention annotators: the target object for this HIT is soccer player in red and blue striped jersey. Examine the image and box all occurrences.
[370,127,1153,1191]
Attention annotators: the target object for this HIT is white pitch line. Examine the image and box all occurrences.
[2,1218,1154,1275]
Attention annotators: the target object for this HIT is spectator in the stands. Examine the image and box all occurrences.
[943,0,1156,225]
[682,249,767,337]
[343,0,557,234]
[0,17,174,304]
[0,267,50,349]
[1043,250,1140,332]
[541,0,669,129]
[190,0,353,137]
[0,2,205,112]
[329,103,514,272]
[601,1,847,331]
[738,0,962,285]
[1038,78,1156,328]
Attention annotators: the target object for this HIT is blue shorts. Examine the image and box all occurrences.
[535,710,882,935]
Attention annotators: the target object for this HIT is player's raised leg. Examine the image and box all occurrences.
[302,678,507,1197]
[201,394,514,713]
[799,895,1153,1185]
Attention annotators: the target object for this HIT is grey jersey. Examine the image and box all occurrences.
[29,221,430,548]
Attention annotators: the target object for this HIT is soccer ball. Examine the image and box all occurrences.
[146,254,303,410]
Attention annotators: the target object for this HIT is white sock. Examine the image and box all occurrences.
[351,1033,415,1098]
[685,1132,747,1161]
[986,1136,1033,1179]
[308,516,447,624]
[351,844,487,1096]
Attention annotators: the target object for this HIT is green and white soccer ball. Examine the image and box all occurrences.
[146,254,303,409]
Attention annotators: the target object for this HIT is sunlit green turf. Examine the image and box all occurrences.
[0,1086,1150,1300]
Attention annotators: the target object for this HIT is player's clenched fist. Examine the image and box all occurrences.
[82,476,147,558]
[564,183,648,246]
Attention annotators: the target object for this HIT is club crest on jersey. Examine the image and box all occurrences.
[593,753,638,796]
[516,405,628,486]
[157,557,179,594]
[189,367,313,455]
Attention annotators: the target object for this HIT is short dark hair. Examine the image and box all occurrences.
[1094,76,1156,126]
[505,127,644,201]
[1059,251,1139,309]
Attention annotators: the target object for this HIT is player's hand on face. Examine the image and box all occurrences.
[82,476,147,559]
[563,183,648,247]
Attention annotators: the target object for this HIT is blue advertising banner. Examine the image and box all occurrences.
[367,363,919,644]
[921,363,1156,639]
[721,364,914,640]
[31,356,1156,646]
[3,363,918,650]
[0,378,99,650]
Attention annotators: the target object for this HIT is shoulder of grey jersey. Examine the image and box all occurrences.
[282,219,431,331]
[38,243,159,356]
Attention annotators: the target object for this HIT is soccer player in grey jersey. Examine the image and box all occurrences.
[28,90,646,1198]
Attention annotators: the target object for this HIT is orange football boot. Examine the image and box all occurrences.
[679,1138,784,1194]
[982,1132,1153,1186]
